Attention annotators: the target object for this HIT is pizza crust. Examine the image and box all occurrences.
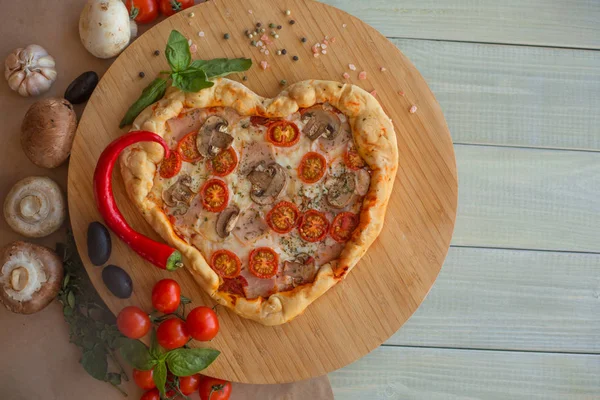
[120,78,398,325]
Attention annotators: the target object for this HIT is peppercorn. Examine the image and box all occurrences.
[280,79,287,86]
[224,33,230,39]
[281,49,287,55]
[153,50,160,56]
[277,25,283,30]
[289,20,295,25]
[269,23,276,28]
[285,9,291,16]
[138,71,145,78]
[301,37,307,43]
[242,75,248,81]
[256,22,262,27]
[292,55,299,61]
[251,40,257,46]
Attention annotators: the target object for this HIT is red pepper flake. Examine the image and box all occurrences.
[399,91,405,96]
[358,71,367,80]
[409,105,418,113]
[342,72,350,80]
[260,60,269,70]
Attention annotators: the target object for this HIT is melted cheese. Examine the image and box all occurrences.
[153,106,371,298]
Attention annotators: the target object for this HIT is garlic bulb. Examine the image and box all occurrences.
[4,45,57,97]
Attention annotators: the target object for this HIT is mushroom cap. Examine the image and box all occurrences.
[325,172,356,209]
[196,116,233,158]
[79,0,133,59]
[21,97,77,169]
[3,176,66,238]
[216,205,240,238]
[301,107,342,141]
[0,241,63,314]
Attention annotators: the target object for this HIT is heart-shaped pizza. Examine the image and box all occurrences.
[119,78,398,325]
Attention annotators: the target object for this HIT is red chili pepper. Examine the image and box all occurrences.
[93,131,183,271]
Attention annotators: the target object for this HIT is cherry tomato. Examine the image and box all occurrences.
[177,132,203,162]
[133,368,155,390]
[125,0,159,24]
[248,247,279,279]
[250,116,272,127]
[159,0,194,16]
[156,318,190,350]
[218,276,248,296]
[298,210,330,243]
[330,212,359,242]
[208,147,238,177]
[159,151,182,178]
[152,279,181,313]
[186,306,220,341]
[198,376,232,400]
[298,152,327,184]
[210,250,241,278]
[178,374,202,395]
[266,201,300,234]
[200,179,229,212]
[117,306,151,339]
[266,120,300,147]
[343,145,366,170]
[140,388,160,400]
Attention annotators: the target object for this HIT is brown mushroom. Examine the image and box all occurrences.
[325,172,355,209]
[283,253,317,288]
[301,108,341,141]
[248,162,288,205]
[196,116,233,158]
[21,98,77,169]
[0,241,63,314]
[162,175,195,214]
[3,176,66,238]
[215,205,240,238]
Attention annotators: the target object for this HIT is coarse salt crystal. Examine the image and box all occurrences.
[265,49,270,55]
[257,40,263,46]
[348,64,356,71]
[261,34,269,41]
[321,44,327,49]
[312,46,319,54]
[314,53,320,58]
[370,90,377,97]
[260,60,269,70]
[190,44,198,53]
[323,39,328,45]
[321,49,327,54]
[398,91,405,96]
[331,37,336,43]
[409,105,418,113]
[315,43,321,48]
[342,72,350,80]
[248,9,253,14]
[342,24,347,28]
[260,48,265,53]
[358,71,367,80]
[380,67,386,72]
[198,31,205,37]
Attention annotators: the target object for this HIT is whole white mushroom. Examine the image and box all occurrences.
[79,0,137,59]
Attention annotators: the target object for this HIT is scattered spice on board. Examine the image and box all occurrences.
[190,44,198,53]
[380,67,386,72]
[348,64,356,71]
[409,105,418,113]
[370,90,377,97]
[260,60,269,70]
[358,71,367,80]
[342,72,350,80]
[342,24,347,28]
[198,31,205,37]
[398,90,405,96]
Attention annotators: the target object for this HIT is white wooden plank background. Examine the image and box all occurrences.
[391,39,600,150]
[452,145,600,252]
[386,247,600,353]
[330,347,600,400]
[324,0,600,396]
[322,0,600,49]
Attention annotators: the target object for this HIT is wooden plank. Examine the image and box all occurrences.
[386,247,600,353]
[452,145,600,252]
[329,346,600,399]
[391,39,600,150]
[322,0,600,49]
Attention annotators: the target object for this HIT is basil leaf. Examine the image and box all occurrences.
[165,348,220,376]
[81,345,108,381]
[119,78,168,128]
[149,329,164,360]
[106,372,121,386]
[119,338,155,370]
[153,360,168,396]
[172,69,214,93]
[190,58,252,79]
[166,30,191,72]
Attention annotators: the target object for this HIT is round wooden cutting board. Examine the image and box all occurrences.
[68,0,457,385]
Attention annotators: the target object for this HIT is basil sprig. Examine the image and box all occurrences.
[119,29,252,127]
[120,332,220,396]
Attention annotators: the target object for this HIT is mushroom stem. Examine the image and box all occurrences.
[19,195,45,221]
[10,267,29,291]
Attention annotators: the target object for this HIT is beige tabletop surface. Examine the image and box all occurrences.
[0,0,333,399]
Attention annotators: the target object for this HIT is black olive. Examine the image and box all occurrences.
[87,221,111,266]
[64,71,99,104]
[102,265,133,299]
